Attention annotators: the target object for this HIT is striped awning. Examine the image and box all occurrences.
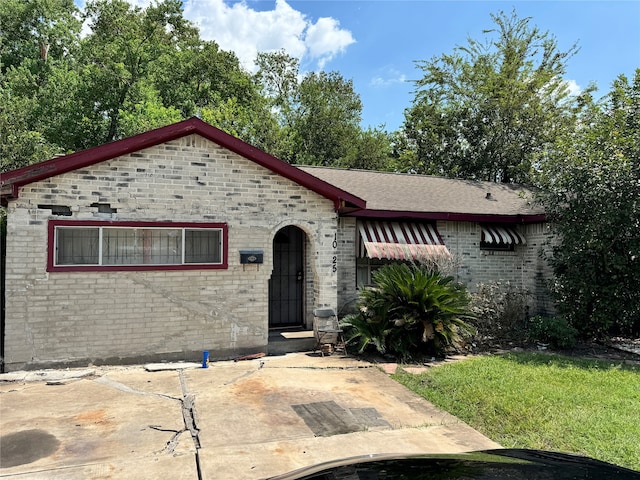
[358,221,450,260]
[481,225,526,245]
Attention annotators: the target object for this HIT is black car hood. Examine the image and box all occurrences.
[266,449,640,479]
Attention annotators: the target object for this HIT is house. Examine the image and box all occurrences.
[297,167,554,316]
[0,118,553,371]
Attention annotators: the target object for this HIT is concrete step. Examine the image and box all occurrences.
[268,330,316,355]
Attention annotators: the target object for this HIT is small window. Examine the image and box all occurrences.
[185,229,222,264]
[480,224,524,251]
[49,221,227,271]
[480,241,515,252]
[356,257,394,288]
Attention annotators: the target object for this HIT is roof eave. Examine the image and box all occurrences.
[344,209,546,223]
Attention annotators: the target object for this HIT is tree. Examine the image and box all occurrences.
[540,70,640,337]
[289,71,362,166]
[0,0,84,170]
[0,0,81,74]
[153,41,258,118]
[77,0,198,146]
[402,10,583,184]
[1,0,391,173]
[255,49,300,115]
[254,52,366,166]
[344,127,394,171]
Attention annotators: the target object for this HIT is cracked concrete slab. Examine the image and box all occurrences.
[184,353,499,479]
[0,372,196,479]
[197,425,498,479]
[0,369,97,384]
[0,353,499,480]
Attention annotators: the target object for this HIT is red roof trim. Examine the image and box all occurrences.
[1,117,365,210]
[346,209,546,224]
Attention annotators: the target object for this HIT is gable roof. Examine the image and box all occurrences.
[298,166,545,223]
[0,118,365,211]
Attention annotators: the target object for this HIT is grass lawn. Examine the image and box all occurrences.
[392,352,640,471]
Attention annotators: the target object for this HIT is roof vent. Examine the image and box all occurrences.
[485,192,492,199]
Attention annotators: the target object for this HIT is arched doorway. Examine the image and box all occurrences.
[269,225,305,328]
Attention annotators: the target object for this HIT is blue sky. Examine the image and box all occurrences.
[79,0,640,131]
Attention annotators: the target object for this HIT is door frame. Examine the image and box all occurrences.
[268,225,306,329]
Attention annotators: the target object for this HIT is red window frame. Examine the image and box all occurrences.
[48,220,228,272]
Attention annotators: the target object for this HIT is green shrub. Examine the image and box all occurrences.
[528,316,578,349]
[340,263,475,360]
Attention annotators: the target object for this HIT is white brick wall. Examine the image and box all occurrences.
[4,135,339,370]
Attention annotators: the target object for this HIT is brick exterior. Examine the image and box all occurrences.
[2,130,557,371]
[3,135,339,371]
[335,219,556,317]
[438,221,556,315]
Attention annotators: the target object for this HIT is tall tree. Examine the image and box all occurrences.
[540,70,640,336]
[254,53,367,167]
[153,41,257,118]
[345,127,394,171]
[77,0,198,146]
[255,49,299,116]
[402,10,583,184]
[0,0,81,73]
[0,0,82,170]
[290,71,362,166]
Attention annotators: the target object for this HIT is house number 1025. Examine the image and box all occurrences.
[332,233,338,273]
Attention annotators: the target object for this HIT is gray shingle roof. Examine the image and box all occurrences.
[297,166,544,218]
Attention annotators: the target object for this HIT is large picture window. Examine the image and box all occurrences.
[48,221,227,271]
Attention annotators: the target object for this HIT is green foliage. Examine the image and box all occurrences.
[288,71,362,166]
[118,83,183,138]
[0,0,280,171]
[0,0,82,74]
[393,353,640,471]
[343,127,394,170]
[469,281,530,343]
[401,10,584,184]
[253,51,396,169]
[1,3,393,173]
[0,0,81,169]
[341,263,475,359]
[339,311,394,356]
[78,0,199,145]
[528,316,577,349]
[539,70,640,337]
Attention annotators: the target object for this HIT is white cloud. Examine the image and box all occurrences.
[564,79,582,96]
[370,66,407,88]
[305,17,355,69]
[182,0,355,72]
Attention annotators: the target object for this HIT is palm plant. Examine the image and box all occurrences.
[339,310,393,355]
[342,263,475,359]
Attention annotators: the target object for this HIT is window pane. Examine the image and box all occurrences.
[185,229,221,264]
[146,229,182,264]
[103,228,182,265]
[56,228,99,265]
[103,228,139,264]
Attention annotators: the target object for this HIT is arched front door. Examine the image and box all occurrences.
[269,225,305,328]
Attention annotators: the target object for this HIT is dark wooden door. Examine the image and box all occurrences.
[269,226,304,328]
